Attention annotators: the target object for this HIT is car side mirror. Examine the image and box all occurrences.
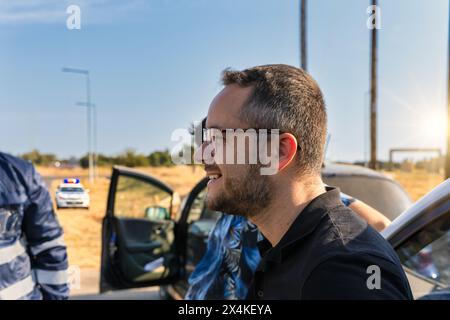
[145,206,170,221]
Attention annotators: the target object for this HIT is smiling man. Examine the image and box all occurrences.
[197,64,413,300]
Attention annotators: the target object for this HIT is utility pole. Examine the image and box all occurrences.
[369,0,378,170]
[446,2,450,179]
[300,0,308,71]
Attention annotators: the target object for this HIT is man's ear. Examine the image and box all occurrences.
[278,133,298,172]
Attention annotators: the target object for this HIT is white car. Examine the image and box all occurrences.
[55,178,90,209]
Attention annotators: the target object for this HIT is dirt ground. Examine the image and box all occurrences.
[37,166,445,273]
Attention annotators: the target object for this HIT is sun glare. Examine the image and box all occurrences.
[419,113,447,143]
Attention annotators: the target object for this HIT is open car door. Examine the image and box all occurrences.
[100,166,180,293]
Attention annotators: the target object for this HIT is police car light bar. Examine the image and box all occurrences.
[63,178,80,184]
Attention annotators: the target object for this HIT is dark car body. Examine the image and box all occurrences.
[322,163,412,220]
[99,163,418,299]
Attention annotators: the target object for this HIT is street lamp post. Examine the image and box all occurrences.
[62,67,95,183]
[77,102,97,180]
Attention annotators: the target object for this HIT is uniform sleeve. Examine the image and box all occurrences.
[22,165,69,300]
[301,253,412,300]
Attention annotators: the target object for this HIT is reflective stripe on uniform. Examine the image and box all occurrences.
[0,275,35,300]
[30,235,65,256]
[33,269,68,285]
[0,239,26,265]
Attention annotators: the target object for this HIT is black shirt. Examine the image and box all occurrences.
[246,187,413,300]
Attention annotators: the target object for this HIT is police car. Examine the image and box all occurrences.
[55,178,90,209]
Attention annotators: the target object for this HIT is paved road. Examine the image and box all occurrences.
[68,268,161,299]
[71,287,161,300]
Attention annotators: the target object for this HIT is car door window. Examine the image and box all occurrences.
[186,189,206,224]
[186,188,222,274]
[396,210,450,297]
[115,175,172,220]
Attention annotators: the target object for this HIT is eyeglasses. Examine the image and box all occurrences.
[201,128,301,150]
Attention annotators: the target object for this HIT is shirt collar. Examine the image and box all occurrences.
[256,187,342,269]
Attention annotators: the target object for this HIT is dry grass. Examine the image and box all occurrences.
[37,166,445,271]
[382,170,445,201]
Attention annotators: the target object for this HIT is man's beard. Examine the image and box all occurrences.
[206,165,273,218]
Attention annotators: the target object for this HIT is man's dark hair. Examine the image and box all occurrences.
[221,64,327,175]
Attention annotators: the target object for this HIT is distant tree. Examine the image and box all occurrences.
[79,154,89,169]
[21,150,56,166]
[116,149,149,167]
[148,149,174,167]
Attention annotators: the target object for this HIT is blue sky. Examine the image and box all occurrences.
[0,0,448,162]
